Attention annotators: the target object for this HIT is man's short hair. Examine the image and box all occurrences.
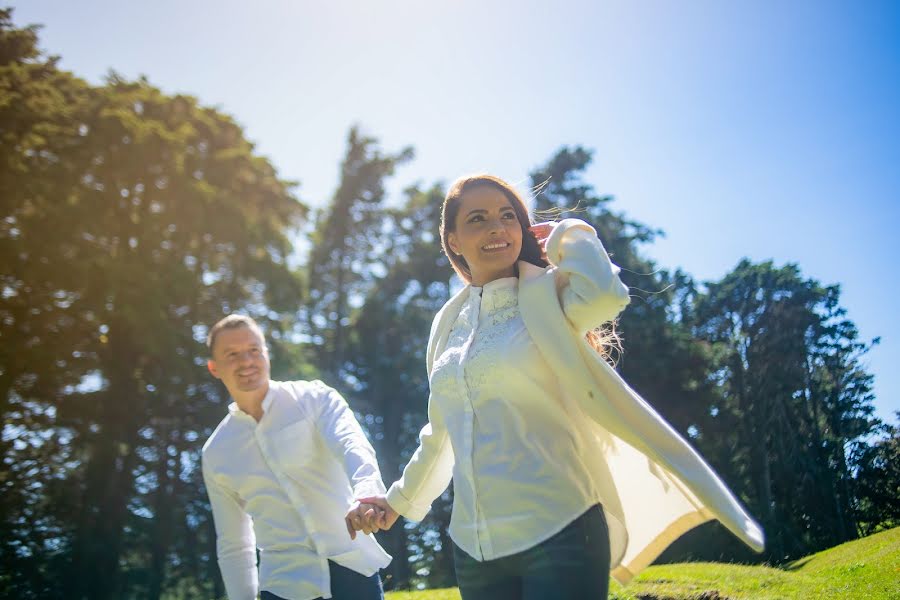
[207,314,265,356]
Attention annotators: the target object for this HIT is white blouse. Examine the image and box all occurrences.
[419,276,599,561]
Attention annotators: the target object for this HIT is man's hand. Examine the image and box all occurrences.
[345,501,384,540]
[345,495,399,539]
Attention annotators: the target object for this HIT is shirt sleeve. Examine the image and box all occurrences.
[385,391,455,522]
[314,383,388,500]
[544,218,631,334]
[202,457,258,600]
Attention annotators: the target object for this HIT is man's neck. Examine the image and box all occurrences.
[231,380,270,422]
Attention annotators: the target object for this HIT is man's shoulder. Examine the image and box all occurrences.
[201,413,235,459]
[274,378,337,403]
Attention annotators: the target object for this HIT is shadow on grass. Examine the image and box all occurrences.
[631,592,735,600]
[637,590,733,600]
[779,557,811,571]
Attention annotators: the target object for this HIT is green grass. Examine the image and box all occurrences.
[387,591,461,600]
[386,526,900,600]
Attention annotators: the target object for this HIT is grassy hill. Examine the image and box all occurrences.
[386,526,900,600]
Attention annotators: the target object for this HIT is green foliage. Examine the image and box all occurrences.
[1,9,309,599]
[853,416,900,534]
[349,183,456,589]
[308,133,452,587]
[689,260,880,560]
[306,125,413,373]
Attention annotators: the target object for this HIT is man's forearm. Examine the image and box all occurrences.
[218,552,258,600]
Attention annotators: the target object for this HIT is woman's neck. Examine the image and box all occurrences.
[470,265,518,287]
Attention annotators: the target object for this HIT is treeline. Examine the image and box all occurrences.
[1,10,897,599]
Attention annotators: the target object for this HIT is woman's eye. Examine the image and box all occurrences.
[468,215,484,223]
[502,212,517,220]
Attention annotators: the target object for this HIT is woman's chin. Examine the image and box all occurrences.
[479,249,517,265]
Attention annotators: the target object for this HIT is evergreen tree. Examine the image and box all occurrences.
[691,260,880,560]
[854,416,900,535]
[1,11,309,598]
[306,126,412,376]
[349,183,455,589]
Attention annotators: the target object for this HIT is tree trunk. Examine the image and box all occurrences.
[148,434,174,600]
[70,319,142,599]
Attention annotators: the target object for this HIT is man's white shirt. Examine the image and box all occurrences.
[202,379,391,600]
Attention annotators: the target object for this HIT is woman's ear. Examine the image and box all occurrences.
[447,232,460,256]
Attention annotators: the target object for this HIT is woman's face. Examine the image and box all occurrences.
[447,185,523,286]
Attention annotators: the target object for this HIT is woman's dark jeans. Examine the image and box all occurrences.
[452,504,611,600]
[259,560,383,600]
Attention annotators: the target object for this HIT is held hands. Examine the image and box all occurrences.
[344,495,399,540]
[344,501,382,540]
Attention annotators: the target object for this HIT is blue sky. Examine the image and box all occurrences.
[14,1,899,425]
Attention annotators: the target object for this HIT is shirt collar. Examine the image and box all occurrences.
[470,276,517,293]
[226,380,276,421]
[261,381,277,413]
[482,276,517,295]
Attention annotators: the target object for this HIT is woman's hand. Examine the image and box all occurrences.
[345,495,399,539]
[528,222,555,261]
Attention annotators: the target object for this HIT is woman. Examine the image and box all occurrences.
[348,174,763,599]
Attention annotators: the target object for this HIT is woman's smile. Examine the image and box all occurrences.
[481,240,513,252]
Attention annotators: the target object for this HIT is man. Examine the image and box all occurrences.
[201,314,390,600]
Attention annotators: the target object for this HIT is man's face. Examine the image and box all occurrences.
[207,325,270,395]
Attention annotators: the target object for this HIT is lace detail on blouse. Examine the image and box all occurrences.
[465,279,521,392]
[430,293,478,402]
